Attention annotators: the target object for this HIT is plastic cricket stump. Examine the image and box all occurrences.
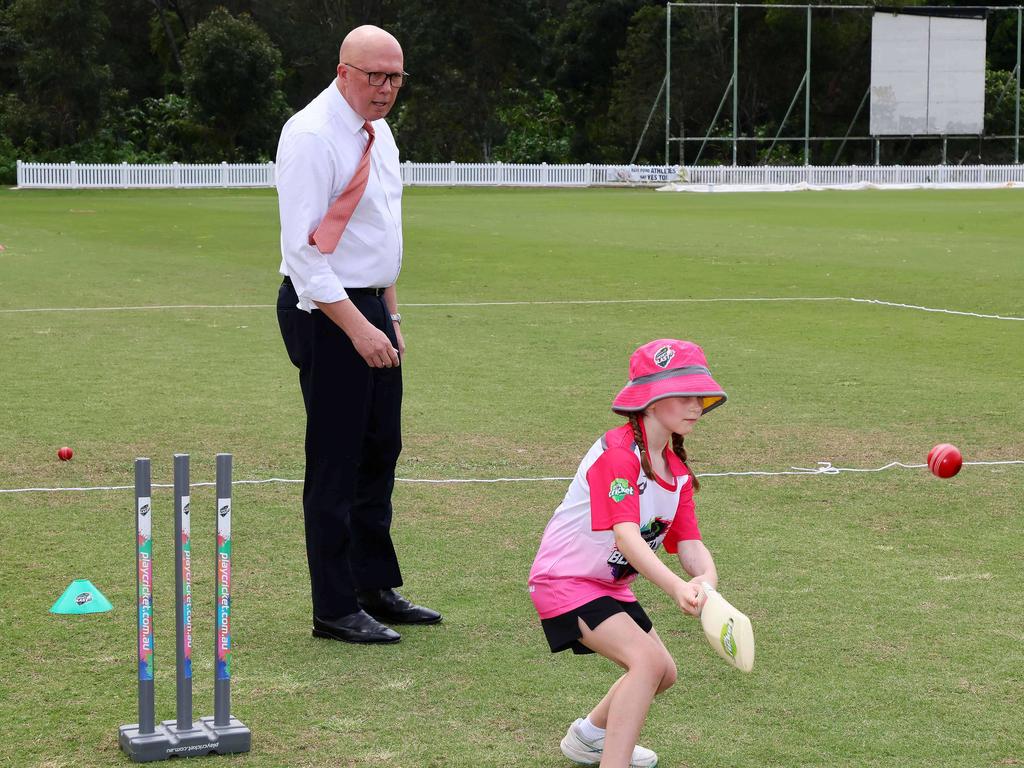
[118,454,251,762]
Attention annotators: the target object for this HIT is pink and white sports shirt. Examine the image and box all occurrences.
[528,422,701,619]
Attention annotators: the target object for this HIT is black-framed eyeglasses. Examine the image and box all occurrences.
[343,62,408,88]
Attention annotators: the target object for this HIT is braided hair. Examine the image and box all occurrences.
[627,413,654,480]
[671,431,700,491]
[627,412,700,492]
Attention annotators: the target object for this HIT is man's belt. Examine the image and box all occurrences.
[282,276,385,297]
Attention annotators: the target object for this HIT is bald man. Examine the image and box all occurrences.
[275,25,441,645]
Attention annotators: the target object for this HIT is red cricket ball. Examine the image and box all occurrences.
[57,446,74,461]
[927,443,962,479]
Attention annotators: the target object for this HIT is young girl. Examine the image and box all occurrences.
[528,339,727,768]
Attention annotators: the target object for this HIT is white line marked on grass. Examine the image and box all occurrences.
[0,304,275,313]
[2,460,1021,494]
[404,297,845,307]
[0,477,306,493]
[0,297,841,313]
[1,296,1021,320]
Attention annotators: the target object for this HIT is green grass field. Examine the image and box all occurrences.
[1,186,1022,768]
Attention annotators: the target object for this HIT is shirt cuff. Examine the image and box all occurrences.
[299,272,348,307]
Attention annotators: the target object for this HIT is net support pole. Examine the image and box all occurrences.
[694,74,735,165]
[832,87,870,164]
[665,3,672,165]
[732,3,739,165]
[805,5,812,165]
[632,76,668,165]
[765,72,807,162]
[1016,7,1021,164]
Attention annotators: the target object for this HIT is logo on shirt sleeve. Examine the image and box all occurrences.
[608,478,635,503]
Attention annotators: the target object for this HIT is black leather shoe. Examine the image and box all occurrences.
[312,611,401,644]
[356,588,442,625]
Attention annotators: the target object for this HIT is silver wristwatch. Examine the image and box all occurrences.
[390,312,402,325]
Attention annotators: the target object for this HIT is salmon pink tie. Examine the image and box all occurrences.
[308,120,375,253]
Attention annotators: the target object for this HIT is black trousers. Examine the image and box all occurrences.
[277,278,403,618]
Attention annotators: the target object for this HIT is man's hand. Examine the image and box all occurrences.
[351,324,400,368]
[314,297,399,368]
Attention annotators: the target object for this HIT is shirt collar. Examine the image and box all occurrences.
[331,80,373,135]
[665,447,687,477]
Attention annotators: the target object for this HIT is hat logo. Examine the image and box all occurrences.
[653,345,675,368]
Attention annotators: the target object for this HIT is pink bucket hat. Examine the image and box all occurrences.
[612,339,727,415]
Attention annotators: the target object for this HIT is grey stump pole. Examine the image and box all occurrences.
[119,457,175,761]
[199,452,251,757]
[214,453,232,726]
[135,458,155,734]
[173,453,194,731]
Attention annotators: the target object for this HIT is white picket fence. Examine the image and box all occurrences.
[683,164,1024,186]
[398,162,680,186]
[14,159,1024,189]
[15,161,276,189]
[13,160,679,188]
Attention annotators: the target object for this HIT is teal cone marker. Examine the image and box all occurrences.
[50,579,113,614]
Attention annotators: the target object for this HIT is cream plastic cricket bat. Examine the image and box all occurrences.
[699,582,755,673]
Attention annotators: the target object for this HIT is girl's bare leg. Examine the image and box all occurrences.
[587,627,676,729]
[577,617,675,768]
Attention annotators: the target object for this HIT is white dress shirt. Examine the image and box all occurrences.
[276,81,403,312]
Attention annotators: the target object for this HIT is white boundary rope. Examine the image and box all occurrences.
[0,296,1022,320]
[848,298,1024,322]
[2,460,1021,495]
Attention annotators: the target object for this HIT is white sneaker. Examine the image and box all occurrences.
[559,718,658,767]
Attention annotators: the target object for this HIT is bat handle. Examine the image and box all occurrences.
[697,581,715,615]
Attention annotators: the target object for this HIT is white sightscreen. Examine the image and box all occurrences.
[870,13,986,136]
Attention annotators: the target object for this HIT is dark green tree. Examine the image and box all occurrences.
[181,6,291,157]
[118,93,215,161]
[244,0,395,107]
[98,0,171,102]
[0,0,22,94]
[549,0,661,161]
[391,0,544,160]
[606,4,666,164]
[6,0,112,147]
[0,0,1019,170]
[492,88,572,163]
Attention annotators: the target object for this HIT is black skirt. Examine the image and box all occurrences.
[540,596,653,655]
